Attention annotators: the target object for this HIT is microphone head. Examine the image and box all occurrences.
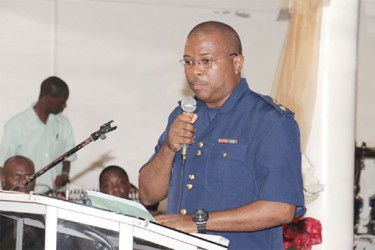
[181,96,197,113]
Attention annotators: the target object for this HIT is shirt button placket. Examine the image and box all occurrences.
[196,141,204,156]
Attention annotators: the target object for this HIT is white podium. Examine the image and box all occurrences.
[0,191,227,250]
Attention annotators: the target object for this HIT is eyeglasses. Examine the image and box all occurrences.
[179,53,238,68]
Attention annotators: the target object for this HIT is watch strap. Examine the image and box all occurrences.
[196,221,207,234]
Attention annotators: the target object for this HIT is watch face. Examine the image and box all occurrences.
[193,209,209,222]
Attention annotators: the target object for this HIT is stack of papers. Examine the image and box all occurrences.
[86,190,155,222]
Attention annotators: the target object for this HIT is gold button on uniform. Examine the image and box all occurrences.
[186,184,193,190]
[223,152,228,158]
[196,150,202,156]
[198,142,204,148]
[189,174,195,180]
[180,209,187,214]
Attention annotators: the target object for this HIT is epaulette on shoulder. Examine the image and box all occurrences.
[258,94,293,115]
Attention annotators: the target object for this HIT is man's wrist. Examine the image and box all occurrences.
[61,171,69,177]
[192,209,209,234]
[163,142,180,154]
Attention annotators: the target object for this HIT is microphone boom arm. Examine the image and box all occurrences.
[11,120,117,191]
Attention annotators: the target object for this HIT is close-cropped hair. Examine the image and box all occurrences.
[188,21,242,55]
[39,76,69,99]
[99,165,129,184]
[3,155,34,170]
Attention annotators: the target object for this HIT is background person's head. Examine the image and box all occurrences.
[99,165,131,199]
[38,76,69,114]
[1,155,35,193]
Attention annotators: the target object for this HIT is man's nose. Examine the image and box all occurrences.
[110,185,121,194]
[193,62,202,76]
[19,176,28,183]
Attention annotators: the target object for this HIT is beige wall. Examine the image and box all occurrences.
[0,1,374,217]
[357,0,375,147]
[0,1,289,204]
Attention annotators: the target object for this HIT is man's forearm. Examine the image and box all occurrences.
[206,201,296,232]
[62,161,70,174]
[139,143,176,205]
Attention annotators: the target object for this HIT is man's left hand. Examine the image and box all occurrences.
[155,214,197,233]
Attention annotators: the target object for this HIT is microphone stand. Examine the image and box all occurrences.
[11,120,117,192]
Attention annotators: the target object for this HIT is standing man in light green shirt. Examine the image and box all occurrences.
[0,76,76,193]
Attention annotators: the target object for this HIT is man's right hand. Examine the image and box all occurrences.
[166,114,197,152]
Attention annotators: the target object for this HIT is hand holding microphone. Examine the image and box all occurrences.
[180,96,197,165]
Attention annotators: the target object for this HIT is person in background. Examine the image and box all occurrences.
[99,165,131,200]
[0,155,45,249]
[1,155,35,193]
[99,165,160,214]
[139,21,304,249]
[0,76,76,194]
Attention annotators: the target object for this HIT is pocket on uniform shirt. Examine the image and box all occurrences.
[211,143,247,162]
[205,143,252,196]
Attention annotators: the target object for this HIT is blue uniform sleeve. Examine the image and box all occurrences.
[255,114,305,217]
[142,106,181,167]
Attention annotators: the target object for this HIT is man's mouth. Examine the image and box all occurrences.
[189,79,207,89]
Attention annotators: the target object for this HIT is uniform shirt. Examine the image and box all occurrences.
[0,106,76,193]
[151,78,304,250]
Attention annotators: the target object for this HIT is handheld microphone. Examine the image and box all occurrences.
[180,96,197,165]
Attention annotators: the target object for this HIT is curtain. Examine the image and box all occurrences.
[272,0,325,153]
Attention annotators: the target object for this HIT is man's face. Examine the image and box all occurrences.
[1,158,35,193]
[47,89,69,114]
[100,171,130,199]
[183,31,242,108]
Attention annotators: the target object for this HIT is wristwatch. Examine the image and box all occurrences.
[192,209,209,234]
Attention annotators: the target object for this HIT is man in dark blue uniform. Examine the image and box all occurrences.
[139,21,304,250]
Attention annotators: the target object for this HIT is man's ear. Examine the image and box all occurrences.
[233,55,244,75]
